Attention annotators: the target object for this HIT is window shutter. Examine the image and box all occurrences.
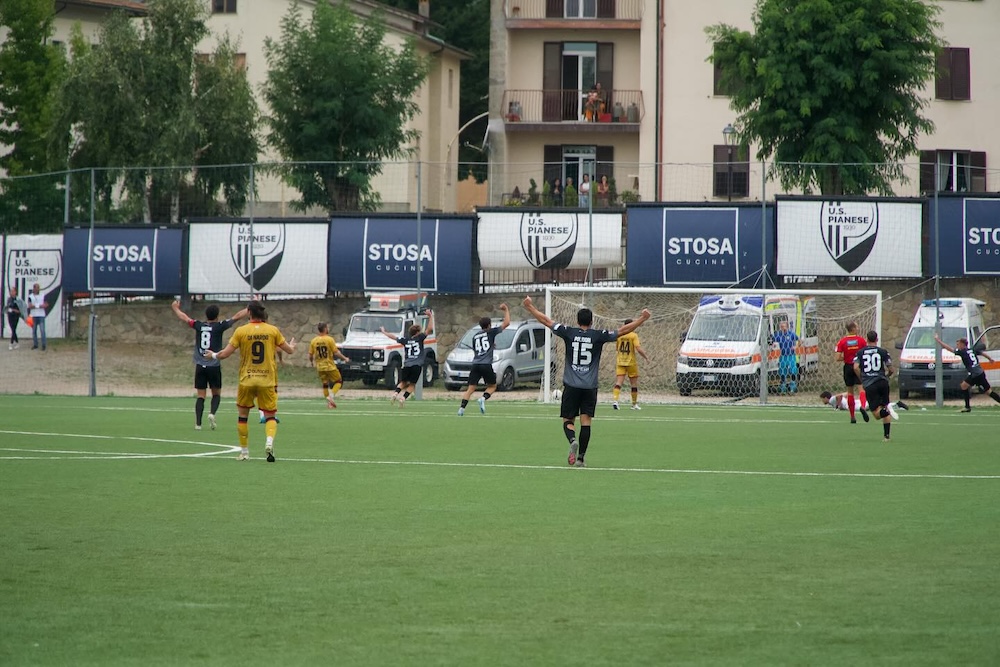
[713,145,728,198]
[544,145,562,189]
[970,151,987,192]
[543,43,562,122]
[919,150,936,194]
[596,42,614,110]
[546,0,564,19]
[596,145,614,177]
[596,0,615,19]
[935,51,953,100]
[951,48,971,101]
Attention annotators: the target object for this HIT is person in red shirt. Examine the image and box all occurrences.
[835,321,869,424]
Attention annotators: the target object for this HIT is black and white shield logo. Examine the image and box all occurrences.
[519,212,578,270]
[821,201,878,273]
[5,248,62,317]
[230,223,285,290]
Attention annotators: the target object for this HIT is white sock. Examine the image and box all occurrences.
[265,436,274,448]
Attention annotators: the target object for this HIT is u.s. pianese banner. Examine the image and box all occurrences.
[187,220,329,294]
[2,234,65,338]
[776,198,923,277]
[476,210,623,270]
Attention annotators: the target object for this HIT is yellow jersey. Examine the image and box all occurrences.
[616,332,641,367]
[228,321,286,387]
[309,335,340,372]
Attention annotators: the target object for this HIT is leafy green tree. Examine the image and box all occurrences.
[263,3,427,212]
[708,0,942,195]
[0,0,66,232]
[51,0,259,223]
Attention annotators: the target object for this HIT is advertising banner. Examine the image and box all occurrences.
[2,234,64,338]
[188,220,329,294]
[776,199,923,277]
[476,210,622,271]
[626,205,772,286]
[328,216,474,293]
[62,227,184,293]
[963,198,1000,275]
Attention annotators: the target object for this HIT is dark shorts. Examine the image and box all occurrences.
[468,363,497,387]
[194,364,223,390]
[864,379,890,411]
[560,384,599,420]
[966,372,990,391]
[843,364,861,387]
[401,365,422,384]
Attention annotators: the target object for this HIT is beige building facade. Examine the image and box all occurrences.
[489,0,1000,204]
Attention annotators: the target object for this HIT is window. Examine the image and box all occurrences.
[565,0,597,18]
[212,0,237,13]
[919,150,987,193]
[935,47,970,101]
[516,330,532,352]
[713,145,749,198]
[712,45,742,97]
[532,328,546,349]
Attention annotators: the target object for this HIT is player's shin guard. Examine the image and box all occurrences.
[562,420,576,444]
[237,417,249,447]
[483,391,491,401]
[578,425,591,458]
[460,399,469,408]
[613,385,621,402]
[210,394,220,416]
[322,383,330,398]
[879,407,890,419]
[332,381,342,396]
[883,423,891,439]
[631,387,638,404]
[195,397,205,425]
[847,393,856,419]
[265,417,278,445]
[963,389,972,409]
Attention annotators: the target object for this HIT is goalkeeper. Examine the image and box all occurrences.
[612,319,649,410]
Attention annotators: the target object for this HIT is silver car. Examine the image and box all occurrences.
[444,320,548,391]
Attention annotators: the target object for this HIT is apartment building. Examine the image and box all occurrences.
[203,0,469,214]
[489,0,999,203]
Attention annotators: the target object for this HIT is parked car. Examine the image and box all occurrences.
[444,320,548,391]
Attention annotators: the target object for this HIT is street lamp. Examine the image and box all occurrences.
[722,123,737,202]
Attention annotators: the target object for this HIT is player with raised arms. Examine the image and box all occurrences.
[611,318,649,410]
[458,303,510,416]
[171,299,248,430]
[206,301,296,462]
[934,334,1000,412]
[523,295,650,467]
[835,321,869,424]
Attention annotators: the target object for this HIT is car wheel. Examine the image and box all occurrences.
[422,362,436,387]
[498,366,516,392]
[383,360,401,387]
[362,376,378,386]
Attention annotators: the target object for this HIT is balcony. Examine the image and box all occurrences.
[501,89,644,133]
[505,0,643,28]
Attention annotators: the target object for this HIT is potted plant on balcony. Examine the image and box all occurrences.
[541,180,552,207]
[564,183,578,208]
[527,178,539,205]
[608,177,619,206]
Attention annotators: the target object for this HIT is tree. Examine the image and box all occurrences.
[262,2,428,212]
[0,0,67,232]
[51,0,259,223]
[708,0,942,195]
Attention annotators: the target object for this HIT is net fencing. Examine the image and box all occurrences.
[542,286,882,406]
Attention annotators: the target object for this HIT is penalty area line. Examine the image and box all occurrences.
[269,456,1000,481]
[0,430,240,460]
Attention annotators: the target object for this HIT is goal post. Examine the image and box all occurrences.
[542,286,882,406]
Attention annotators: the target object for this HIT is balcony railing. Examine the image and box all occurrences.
[502,89,644,125]
[505,0,644,21]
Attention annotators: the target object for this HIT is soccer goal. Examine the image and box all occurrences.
[541,286,882,406]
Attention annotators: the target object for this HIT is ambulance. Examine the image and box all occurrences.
[896,298,1000,398]
[676,294,818,395]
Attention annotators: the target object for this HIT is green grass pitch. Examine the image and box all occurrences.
[1,395,998,666]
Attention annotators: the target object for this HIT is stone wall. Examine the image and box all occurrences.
[68,277,1000,365]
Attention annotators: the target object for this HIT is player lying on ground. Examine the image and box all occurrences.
[819,390,908,420]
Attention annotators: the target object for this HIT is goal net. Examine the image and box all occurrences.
[542,286,882,406]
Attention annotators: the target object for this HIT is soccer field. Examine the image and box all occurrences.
[1,395,998,666]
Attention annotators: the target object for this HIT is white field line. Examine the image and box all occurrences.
[0,430,239,460]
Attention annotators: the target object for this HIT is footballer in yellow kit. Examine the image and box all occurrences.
[309,323,350,408]
[208,301,296,462]
[612,322,649,410]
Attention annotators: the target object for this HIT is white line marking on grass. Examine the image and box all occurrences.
[272,456,1000,480]
[0,430,240,460]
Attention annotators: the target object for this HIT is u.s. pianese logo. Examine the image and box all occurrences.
[230,223,285,290]
[5,248,62,317]
[519,212,578,270]
[821,201,878,273]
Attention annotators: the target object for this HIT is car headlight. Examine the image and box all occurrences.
[678,355,688,365]
[372,349,383,360]
[899,361,914,369]
[733,356,752,366]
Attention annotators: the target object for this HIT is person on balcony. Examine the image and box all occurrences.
[579,174,591,208]
[596,174,610,206]
[551,178,563,206]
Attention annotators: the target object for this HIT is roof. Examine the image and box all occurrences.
[58,0,149,15]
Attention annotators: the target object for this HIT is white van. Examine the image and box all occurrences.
[676,294,818,395]
[896,298,1000,398]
